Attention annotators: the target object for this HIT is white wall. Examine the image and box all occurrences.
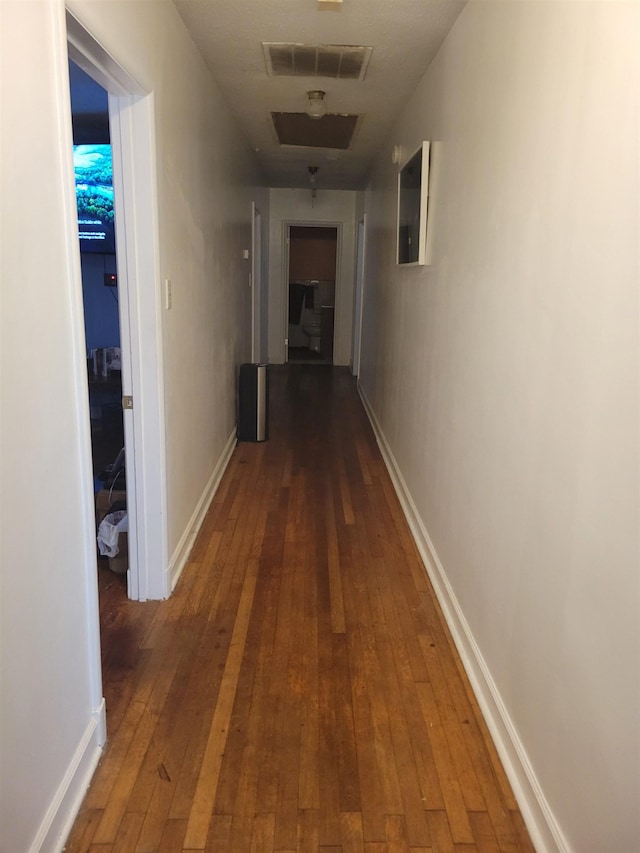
[360,2,639,851]
[0,0,261,850]
[268,188,357,365]
[1,3,105,851]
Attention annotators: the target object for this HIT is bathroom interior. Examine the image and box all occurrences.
[287,225,336,364]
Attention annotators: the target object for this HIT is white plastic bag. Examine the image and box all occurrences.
[97,510,128,558]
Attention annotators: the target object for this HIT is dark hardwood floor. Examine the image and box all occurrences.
[66,365,533,852]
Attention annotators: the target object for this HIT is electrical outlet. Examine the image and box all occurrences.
[164,278,172,310]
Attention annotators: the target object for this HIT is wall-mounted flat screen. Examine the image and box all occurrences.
[73,144,115,254]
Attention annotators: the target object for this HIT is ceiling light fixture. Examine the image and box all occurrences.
[306,90,327,119]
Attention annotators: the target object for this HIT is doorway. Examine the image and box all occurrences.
[67,9,168,602]
[69,60,129,598]
[286,225,337,364]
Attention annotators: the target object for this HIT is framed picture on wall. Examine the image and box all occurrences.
[396,141,430,266]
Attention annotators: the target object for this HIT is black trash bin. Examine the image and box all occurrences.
[238,363,269,442]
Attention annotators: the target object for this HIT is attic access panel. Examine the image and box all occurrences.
[272,112,358,150]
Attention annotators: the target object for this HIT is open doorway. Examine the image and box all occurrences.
[69,60,129,600]
[286,226,337,364]
[67,9,169,603]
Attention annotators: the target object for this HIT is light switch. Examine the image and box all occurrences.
[164,278,172,310]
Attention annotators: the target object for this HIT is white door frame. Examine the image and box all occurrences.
[67,10,168,601]
[251,202,262,363]
[352,215,367,377]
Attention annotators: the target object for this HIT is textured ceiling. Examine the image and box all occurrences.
[173,0,467,190]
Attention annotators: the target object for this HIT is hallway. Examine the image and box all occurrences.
[66,366,533,852]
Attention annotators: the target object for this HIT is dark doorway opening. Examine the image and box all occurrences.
[287,226,337,365]
[69,59,128,597]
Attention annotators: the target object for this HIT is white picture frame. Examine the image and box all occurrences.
[396,141,430,266]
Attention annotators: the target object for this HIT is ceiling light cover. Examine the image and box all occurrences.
[306,90,326,119]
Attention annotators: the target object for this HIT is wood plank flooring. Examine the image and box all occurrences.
[65,365,534,852]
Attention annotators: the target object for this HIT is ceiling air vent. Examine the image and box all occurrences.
[271,112,359,150]
[263,43,372,81]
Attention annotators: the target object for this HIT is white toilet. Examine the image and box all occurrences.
[303,315,322,352]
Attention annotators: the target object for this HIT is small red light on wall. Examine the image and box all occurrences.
[104,273,117,288]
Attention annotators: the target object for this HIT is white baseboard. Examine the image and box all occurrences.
[168,427,237,591]
[357,383,570,853]
[30,700,106,853]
